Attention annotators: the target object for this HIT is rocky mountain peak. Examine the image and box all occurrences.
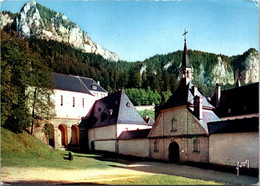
[5,1,120,62]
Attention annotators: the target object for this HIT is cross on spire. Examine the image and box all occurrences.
[183,28,188,42]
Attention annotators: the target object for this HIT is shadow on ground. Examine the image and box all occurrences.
[2,180,104,185]
[60,150,259,185]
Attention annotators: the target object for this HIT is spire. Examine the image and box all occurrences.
[181,29,191,68]
[180,29,192,85]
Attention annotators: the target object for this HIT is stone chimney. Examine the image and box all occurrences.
[216,83,221,108]
[194,95,202,120]
[192,85,197,97]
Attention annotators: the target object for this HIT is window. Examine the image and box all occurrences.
[154,139,159,152]
[193,138,200,152]
[171,116,177,132]
[91,83,97,90]
[82,98,84,108]
[109,109,113,116]
[73,97,75,107]
[61,95,63,106]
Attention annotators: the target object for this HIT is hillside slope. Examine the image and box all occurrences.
[1,127,64,167]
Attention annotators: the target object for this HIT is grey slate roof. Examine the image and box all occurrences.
[52,73,92,95]
[118,129,151,140]
[210,82,259,118]
[79,77,107,93]
[201,110,221,133]
[161,79,214,110]
[208,117,259,134]
[52,72,107,95]
[186,109,220,133]
[86,90,148,128]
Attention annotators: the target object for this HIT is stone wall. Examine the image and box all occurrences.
[209,132,259,168]
[149,136,209,163]
[148,106,209,163]
[149,106,207,138]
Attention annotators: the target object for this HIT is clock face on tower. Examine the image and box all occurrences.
[171,116,177,132]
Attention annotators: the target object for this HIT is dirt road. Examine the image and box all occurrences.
[1,162,258,185]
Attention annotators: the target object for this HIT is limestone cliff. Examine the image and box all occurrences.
[240,51,259,84]
[1,1,120,62]
[211,56,234,85]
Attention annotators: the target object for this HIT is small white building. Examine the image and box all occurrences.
[86,90,152,153]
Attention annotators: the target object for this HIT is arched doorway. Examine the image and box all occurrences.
[58,124,68,147]
[43,123,54,147]
[71,125,80,146]
[169,141,180,163]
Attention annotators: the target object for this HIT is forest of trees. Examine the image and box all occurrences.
[1,28,257,132]
[1,30,55,133]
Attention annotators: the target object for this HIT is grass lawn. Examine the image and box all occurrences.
[91,174,222,185]
[1,127,222,185]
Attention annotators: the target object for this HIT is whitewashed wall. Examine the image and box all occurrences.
[95,140,116,152]
[119,139,149,158]
[53,89,95,119]
[88,125,117,152]
[209,132,259,168]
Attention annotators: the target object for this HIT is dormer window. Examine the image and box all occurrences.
[91,82,97,90]
[109,109,113,116]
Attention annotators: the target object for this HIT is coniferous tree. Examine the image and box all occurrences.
[1,30,55,133]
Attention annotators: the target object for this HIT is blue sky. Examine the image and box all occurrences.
[1,0,259,62]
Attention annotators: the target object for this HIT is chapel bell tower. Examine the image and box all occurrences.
[180,29,192,85]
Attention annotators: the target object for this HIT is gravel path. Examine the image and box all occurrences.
[1,166,152,184]
[126,162,259,185]
[1,162,258,185]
